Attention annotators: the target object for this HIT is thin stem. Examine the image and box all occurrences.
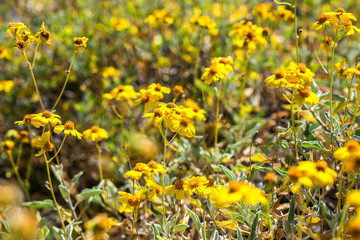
[329,33,338,134]
[130,208,139,240]
[32,41,40,68]
[238,51,249,136]
[96,141,103,182]
[51,51,76,111]
[161,128,168,224]
[214,79,222,152]
[16,142,23,167]
[43,154,68,240]
[46,136,67,164]
[21,49,44,111]
[203,203,207,240]
[294,0,299,64]
[337,165,344,212]
[165,132,178,147]
[290,101,299,163]
[8,152,31,201]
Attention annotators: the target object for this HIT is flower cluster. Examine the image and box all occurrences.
[334,140,360,172]
[252,3,294,23]
[230,20,267,55]
[145,9,174,28]
[6,22,38,49]
[288,160,337,193]
[201,56,233,85]
[185,8,218,36]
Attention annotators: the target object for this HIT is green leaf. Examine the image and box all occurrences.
[59,184,70,200]
[248,214,258,240]
[236,227,244,240]
[274,167,288,178]
[212,230,219,240]
[71,171,83,186]
[173,224,188,233]
[79,188,104,199]
[185,206,202,236]
[300,141,328,151]
[22,199,55,209]
[279,140,290,149]
[149,222,160,240]
[220,209,245,224]
[289,196,295,224]
[220,165,236,181]
[150,202,164,228]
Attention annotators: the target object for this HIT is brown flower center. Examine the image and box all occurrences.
[173,85,183,93]
[91,125,100,133]
[41,30,50,40]
[155,84,162,91]
[315,161,328,172]
[289,167,302,181]
[229,181,241,193]
[42,110,52,118]
[166,102,176,108]
[64,121,75,130]
[299,88,310,98]
[141,95,149,103]
[193,106,200,112]
[335,8,345,14]
[174,180,184,190]
[262,27,270,36]
[275,69,285,79]
[206,178,214,187]
[24,115,33,124]
[74,39,83,45]
[209,66,218,74]
[118,86,125,92]
[154,109,163,117]
[15,41,26,49]
[318,13,328,23]
[188,178,200,189]
[147,160,158,169]
[347,140,360,152]
[128,196,140,207]
[180,117,190,127]
[298,63,307,73]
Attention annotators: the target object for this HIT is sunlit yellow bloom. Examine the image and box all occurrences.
[202,178,221,196]
[134,89,158,113]
[102,85,136,101]
[298,161,337,187]
[165,179,191,200]
[31,131,54,156]
[335,59,347,78]
[31,110,62,127]
[346,215,360,239]
[102,66,121,79]
[335,21,360,35]
[170,116,195,138]
[54,121,82,139]
[19,130,29,144]
[292,88,319,107]
[334,140,360,172]
[0,47,10,59]
[15,114,42,128]
[37,22,51,46]
[211,181,267,208]
[73,37,88,51]
[276,6,294,22]
[186,8,218,35]
[285,62,314,88]
[143,107,166,128]
[110,17,131,32]
[124,169,142,180]
[342,67,360,79]
[1,140,15,154]
[346,190,360,211]
[85,213,117,240]
[147,83,171,100]
[201,61,229,85]
[145,9,174,27]
[311,12,339,31]
[288,166,313,193]
[0,80,15,93]
[183,176,208,195]
[173,85,184,95]
[264,69,288,88]
[83,125,108,142]
[146,178,163,202]
[252,3,276,22]
[146,160,166,175]
[117,190,145,213]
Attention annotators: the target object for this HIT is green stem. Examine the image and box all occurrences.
[294,0,299,64]
[32,41,40,68]
[96,141,103,182]
[51,51,76,111]
[203,203,207,240]
[130,208,139,240]
[21,49,44,111]
[329,33,337,134]
[8,152,31,201]
[238,52,249,136]
[337,166,343,212]
[46,136,67,164]
[161,128,168,224]
[214,79,223,152]
[43,154,68,240]
[290,101,299,163]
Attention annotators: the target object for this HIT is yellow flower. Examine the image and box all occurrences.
[146,178,163,202]
[54,121,82,139]
[37,22,51,46]
[346,190,360,211]
[201,61,228,85]
[288,166,313,193]
[145,9,174,28]
[173,85,184,95]
[146,160,166,175]
[264,69,288,88]
[102,66,121,79]
[202,178,221,196]
[31,131,54,156]
[334,140,360,172]
[117,190,145,213]
[19,130,29,144]
[110,17,131,32]
[285,62,314,88]
[0,46,10,59]
[15,114,42,128]
[134,89,158,113]
[342,67,360,79]
[142,107,166,128]
[83,125,108,142]
[124,170,143,180]
[73,37,88,51]
[210,181,267,208]
[184,99,206,122]
[102,85,137,101]
[335,59,347,78]
[183,176,208,195]
[298,161,337,187]
[147,83,171,100]
[311,12,339,31]
[165,179,191,200]
[0,80,15,93]
[346,215,360,239]
[1,140,15,154]
[124,163,151,180]
[215,56,234,74]
[85,214,117,240]
[170,116,195,138]
[292,88,319,107]
[31,110,62,128]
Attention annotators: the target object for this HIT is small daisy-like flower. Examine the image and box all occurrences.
[173,85,184,95]
[1,140,15,154]
[15,114,42,128]
[310,12,339,31]
[147,83,171,100]
[142,108,166,128]
[184,99,206,122]
[31,110,62,128]
[202,178,221,196]
[201,60,229,85]
[183,176,208,194]
[292,87,319,107]
[170,116,196,138]
[116,190,145,213]
[54,121,82,139]
[146,178,163,202]
[102,85,137,102]
[165,179,191,200]
[83,125,108,142]
[31,131,54,157]
[334,140,360,172]
[134,89,159,113]
[146,160,166,175]
[19,130,29,144]
[264,69,288,88]
[36,22,51,46]
[73,37,88,51]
